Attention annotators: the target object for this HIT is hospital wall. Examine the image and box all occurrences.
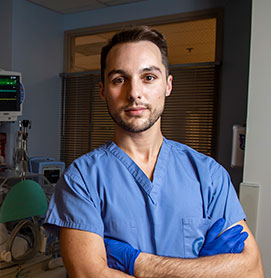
[0,0,12,70]
[242,0,271,275]
[217,0,251,189]
[61,0,227,30]
[11,0,63,160]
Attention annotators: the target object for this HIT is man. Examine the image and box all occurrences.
[44,26,263,277]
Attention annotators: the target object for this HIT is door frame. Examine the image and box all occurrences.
[63,8,223,72]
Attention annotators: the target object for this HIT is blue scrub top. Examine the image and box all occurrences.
[44,138,246,258]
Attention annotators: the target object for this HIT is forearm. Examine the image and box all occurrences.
[134,250,262,278]
[63,248,134,278]
[60,228,134,278]
[67,265,134,278]
[101,267,135,278]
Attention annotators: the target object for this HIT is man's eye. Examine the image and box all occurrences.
[144,75,156,81]
[112,77,124,84]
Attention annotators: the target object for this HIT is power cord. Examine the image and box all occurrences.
[3,218,41,263]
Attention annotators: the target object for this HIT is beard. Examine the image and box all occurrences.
[106,98,166,133]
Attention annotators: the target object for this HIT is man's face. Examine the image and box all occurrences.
[100,41,172,133]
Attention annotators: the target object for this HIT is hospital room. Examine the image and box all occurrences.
[0,0,269,277]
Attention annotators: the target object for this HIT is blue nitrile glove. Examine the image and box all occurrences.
[199,218,249,256]
[104,238,141,275]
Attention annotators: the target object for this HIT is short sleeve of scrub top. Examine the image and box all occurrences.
[207,161,245,227]
[44,151,105,238]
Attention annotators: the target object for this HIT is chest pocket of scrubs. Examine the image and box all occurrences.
[181,218,211,258]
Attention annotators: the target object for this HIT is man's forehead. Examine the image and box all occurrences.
[105,41,164,71]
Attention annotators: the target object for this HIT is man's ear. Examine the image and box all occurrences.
[166,74,173,97]
[99,82,105,101]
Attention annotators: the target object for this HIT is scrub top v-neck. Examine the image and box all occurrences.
[107,138,170,204]
[44,138,246,258]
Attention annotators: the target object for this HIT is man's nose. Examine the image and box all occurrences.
[126,79,142,101]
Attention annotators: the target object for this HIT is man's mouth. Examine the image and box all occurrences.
[124,106,148,116]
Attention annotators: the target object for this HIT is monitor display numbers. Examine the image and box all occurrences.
[0,78,17,86]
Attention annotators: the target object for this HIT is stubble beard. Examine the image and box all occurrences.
[106,98,166,133]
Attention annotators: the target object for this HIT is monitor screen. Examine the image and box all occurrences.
[0,75,20,112]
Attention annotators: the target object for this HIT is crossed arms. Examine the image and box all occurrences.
[60,219,263,278]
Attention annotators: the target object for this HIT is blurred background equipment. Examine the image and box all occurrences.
[0,133,6,166]
[0,69,65,276]
[13,120,31,177]
[28,157,65,186]
[0,179,47,264]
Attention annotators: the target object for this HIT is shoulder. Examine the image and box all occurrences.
[165,138,213,163]
[64,141,114,178]
[165,138,224,175]
[55,142,115,196]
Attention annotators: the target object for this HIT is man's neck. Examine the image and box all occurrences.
[113,124,164,181]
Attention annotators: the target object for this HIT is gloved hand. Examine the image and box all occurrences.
[104,238,141,275]
[199,218,249,256]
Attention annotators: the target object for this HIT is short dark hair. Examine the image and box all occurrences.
[100,26,169,84]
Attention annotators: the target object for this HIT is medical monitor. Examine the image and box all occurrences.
[0,70,23,122]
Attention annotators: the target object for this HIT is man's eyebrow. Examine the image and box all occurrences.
[140,66,162,74]
[107,66,162,78]
[107,69,127,78]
